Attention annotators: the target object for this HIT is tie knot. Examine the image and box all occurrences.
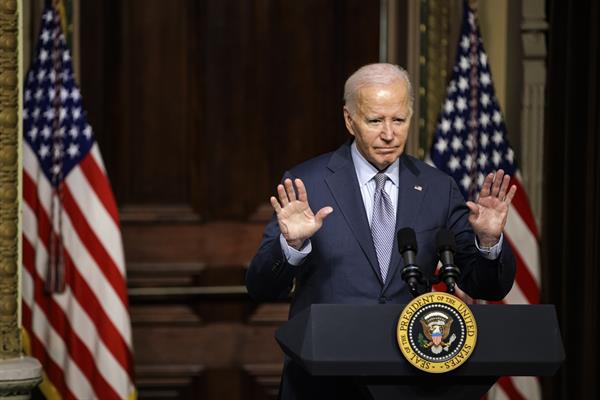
[374,173,388,191]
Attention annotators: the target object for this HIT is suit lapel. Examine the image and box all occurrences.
[384,155,427,292]
[325,144,383,284]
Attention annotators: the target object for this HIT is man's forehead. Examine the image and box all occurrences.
[356,82,410,110]
[357,81,407,99]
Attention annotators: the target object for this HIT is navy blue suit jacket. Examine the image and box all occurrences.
[246,141,516,399]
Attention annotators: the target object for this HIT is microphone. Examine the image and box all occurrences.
[435,228,461,294]
[397,227,423,297]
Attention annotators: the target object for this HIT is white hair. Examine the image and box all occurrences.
[343,63,414,114]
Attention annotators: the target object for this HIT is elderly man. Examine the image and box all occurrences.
[246,63,516,399]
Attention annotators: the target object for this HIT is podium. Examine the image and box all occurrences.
[276,304,564,400]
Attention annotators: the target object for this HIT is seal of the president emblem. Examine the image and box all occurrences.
[397,292,477,373]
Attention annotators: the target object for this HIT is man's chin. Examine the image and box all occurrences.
[374,154,401,169]
[372,158,395,171]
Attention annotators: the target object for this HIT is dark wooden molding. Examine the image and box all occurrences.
[248,304,290,325]
[127,262,207,288]
[120,205,203,223]
[136,364,204,400]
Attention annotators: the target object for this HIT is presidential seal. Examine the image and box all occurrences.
[397,292,477,373]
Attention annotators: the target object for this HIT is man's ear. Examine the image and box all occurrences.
[343,106,355,136]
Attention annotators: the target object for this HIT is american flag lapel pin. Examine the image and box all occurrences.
[414,185,423,191]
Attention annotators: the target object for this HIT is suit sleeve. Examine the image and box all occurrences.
[445,177,516,301]
[246,172,299,302]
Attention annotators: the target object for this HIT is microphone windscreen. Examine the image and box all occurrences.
[435,228,456,253]
[397,227,418,253]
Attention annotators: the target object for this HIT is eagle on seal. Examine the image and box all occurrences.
[420,315,456,354]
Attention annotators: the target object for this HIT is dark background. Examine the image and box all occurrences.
[74,0,599,399]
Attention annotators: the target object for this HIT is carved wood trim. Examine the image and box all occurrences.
[0,0,21,359]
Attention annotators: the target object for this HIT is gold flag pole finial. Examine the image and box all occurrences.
[53,0,68,36]
[468,0,478,12]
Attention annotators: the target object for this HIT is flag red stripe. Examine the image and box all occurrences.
[24,238,123,399]
[497,376,527,400]
[23,179,133,376]
[23,172,52,242]
[62,184,128,304]
[79,152,120,227]
[23,304,78,400]
[22,236,35,329]
[510,179,539,237]
[506,236,540,304]
[22,170,39,213]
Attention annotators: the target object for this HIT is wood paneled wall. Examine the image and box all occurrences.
[79,1,380,398]
[80,0,379,221]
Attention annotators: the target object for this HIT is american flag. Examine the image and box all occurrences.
[22,3,135,399]
[430,3,541,400]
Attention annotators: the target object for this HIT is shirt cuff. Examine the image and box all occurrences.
[475,233,503,260]
[280,234,312,266]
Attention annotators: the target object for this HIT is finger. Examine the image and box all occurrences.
[490,169,505,197]
[504,184,517,205]
[270,196,282,213]
[498,174,511,200]
[466,201,479,216]
[315,206,334,223]
[479,173,494,197]
[284,178,297,202]
[277,184,289,206]
[295,178,308,202]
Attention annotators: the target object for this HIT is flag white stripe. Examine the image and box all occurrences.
[22,262,34,308]
[22,198,39,246]
[91,143,107,174]
[487,384,510,400]
[505,208,540,285]
[31,300,94,399]
[23,144,40,182]
[502,281,529,305]
[512,376,541,399]
[66,165,125,275]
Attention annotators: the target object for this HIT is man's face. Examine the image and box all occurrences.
[343,80,412,170]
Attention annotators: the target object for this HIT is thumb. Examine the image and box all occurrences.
[465,201,479,216]
[315,206,333,223]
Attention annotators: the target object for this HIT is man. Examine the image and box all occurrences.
[246,63,516,399]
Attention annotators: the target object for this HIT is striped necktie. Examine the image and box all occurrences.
[370,172,395,283]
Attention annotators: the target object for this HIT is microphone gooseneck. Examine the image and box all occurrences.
[435,228,461,294]
[397,227,423,297]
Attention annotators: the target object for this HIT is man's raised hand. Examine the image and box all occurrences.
[466,169,517,247]
[270,178,333,250]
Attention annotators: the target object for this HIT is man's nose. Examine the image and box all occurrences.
[380,121,394,140]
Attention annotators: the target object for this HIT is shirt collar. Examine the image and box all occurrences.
[350,140,399,187]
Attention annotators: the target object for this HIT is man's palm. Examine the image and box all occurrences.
[271,178,333,249]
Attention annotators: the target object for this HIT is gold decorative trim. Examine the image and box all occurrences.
[418,0,451,159]
[0,0,21,359]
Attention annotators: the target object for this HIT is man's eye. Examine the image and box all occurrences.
[368,119,381,124]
